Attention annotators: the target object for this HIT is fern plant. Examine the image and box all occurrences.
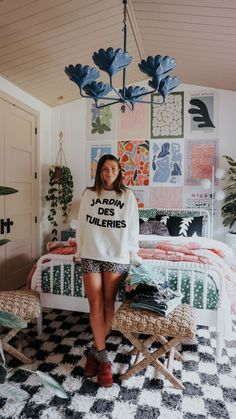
[221,155,236,231]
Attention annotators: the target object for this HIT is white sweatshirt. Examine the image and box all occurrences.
[76,188,140,264]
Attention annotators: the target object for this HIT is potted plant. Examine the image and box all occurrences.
[45,165,74,241]
[0,186,68,400]
[221,155,236,255]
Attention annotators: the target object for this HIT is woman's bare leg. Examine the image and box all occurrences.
[83,272,106,351]
[102,272,124,336]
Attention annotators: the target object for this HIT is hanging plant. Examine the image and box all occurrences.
[221,155,236,232]
[45,165,73,241]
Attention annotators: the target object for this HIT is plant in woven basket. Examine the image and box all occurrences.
[45,165,74,241]
[221,155,236,232]
[0,311,68,401]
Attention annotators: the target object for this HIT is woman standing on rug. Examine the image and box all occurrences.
[76,154,140,387]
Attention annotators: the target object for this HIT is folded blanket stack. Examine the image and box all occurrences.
[126,265,182,317]
[130,283,182,316]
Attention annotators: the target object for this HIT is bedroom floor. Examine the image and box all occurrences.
[0,309,235,419]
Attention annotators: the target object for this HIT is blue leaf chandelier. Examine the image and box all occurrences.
[65,0,181,112]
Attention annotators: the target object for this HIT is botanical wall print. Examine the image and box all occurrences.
[132,188,149,208]
[150,139,184,186]
[117,102,150,140]
[149,187,183,208]
[186,91,218,138]
[86,143,116,186]
[151,91,184,138]
[117,140,149,186]
[86,101,117,140]
[185,139,219,185]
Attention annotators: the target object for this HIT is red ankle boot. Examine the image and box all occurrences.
[97,362,113,387]
[84,353,99,377]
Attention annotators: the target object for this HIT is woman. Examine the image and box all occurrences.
[76,154,140,387]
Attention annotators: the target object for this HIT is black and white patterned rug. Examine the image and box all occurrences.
[0,309,235,419]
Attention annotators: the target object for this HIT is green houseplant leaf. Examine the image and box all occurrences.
[0,239,10,246]
[222,155,236,231]
[0,365,7,383]
[0,310,27,329]
[0,342,6,365]
[0,186,18,195]
[0,382,29,401]
[35,370,68,399]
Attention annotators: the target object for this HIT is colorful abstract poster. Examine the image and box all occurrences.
[117,102,150,140]
[185,139,219,185]
[151,91,184,138]
[185,91,218,138]
[117,140,149,186]
[132,188,149,208]
[149,187,183,208]
[86,143,116,186]
[86,101,117,140]
[150,139,184,186]
[184,188,213,211]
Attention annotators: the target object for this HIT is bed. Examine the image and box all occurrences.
[30,208,235,362]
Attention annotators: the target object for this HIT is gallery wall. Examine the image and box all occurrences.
[1,73,236,249]
[51,81,236,242]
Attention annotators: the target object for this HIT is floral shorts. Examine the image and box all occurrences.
[81,258,130,274]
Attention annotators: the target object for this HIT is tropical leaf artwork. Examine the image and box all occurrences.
[91,104,112,134]
[117,140,149,186]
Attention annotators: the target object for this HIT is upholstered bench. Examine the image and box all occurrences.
[112,302,196,390]
[0,290,41,363]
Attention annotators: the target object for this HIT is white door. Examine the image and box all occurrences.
[0,100,38,290]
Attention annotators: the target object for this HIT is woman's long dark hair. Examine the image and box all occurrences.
[89,154,127,195]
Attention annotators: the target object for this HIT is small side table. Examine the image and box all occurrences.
[61,229,76,241]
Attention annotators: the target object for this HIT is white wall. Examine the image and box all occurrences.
[52,81,236,242]
[0,76,52,252]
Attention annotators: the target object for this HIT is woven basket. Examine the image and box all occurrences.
[112,302,196,338]
[0,290,41,320]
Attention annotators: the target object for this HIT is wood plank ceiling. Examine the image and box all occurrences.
[0,0,236,107]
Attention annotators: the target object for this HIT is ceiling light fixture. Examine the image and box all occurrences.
[65,0,181,112]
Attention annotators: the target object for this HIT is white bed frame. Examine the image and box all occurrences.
[33,208,232,362]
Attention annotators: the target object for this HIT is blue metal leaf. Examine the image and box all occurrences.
[148,76,163,90]
[83,81,112,99]
[139,55,176,80]
[64,64,100,89]
[93,47,132,77]
[119,85,147,102]
[158,76,181,99]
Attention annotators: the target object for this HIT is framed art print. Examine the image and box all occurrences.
[86,142,116,186]
[117,140,149,186]
[150,139,184,186]
[117,102,150,140]
[86,100,117,141]
[185,91,219,138]
[185,139,219,185]
[151,91,184,139]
